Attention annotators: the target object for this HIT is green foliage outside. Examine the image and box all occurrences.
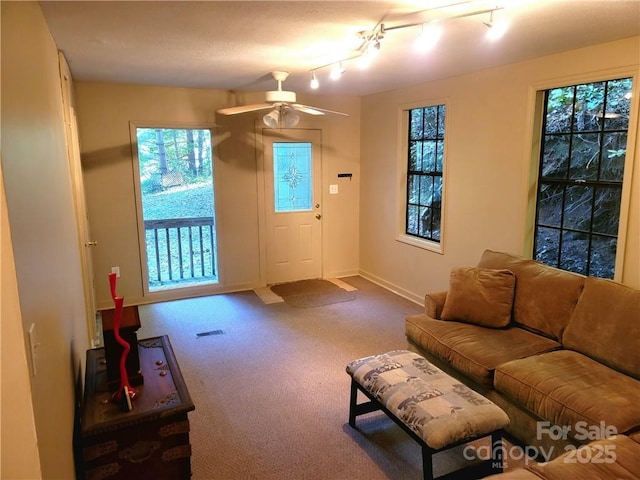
[137,128,213,195]
[535,77,633,278]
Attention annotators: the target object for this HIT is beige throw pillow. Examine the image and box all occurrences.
[441,267,515,328]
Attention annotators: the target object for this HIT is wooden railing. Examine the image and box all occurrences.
[144,217,216,287]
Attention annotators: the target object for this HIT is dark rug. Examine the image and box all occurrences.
[269,279,356,308]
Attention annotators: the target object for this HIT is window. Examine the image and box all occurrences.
[273,142,313,212]
[534,77,633,278]
[135,127,217,291]
[406,105,445,242]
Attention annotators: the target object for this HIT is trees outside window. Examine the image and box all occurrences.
[534,77,633,278]
[406,105,445,242]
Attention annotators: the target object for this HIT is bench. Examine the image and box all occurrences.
[346,350,510,480]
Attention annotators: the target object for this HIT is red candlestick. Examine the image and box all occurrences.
[108,273,137,408]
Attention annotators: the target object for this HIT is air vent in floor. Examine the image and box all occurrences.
[195,329,225,337]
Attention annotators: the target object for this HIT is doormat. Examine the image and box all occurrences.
[269,278,357,308]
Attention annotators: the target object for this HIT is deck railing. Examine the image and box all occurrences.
[144,217,216,288]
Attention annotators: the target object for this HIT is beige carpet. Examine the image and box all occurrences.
[137,276,526,479]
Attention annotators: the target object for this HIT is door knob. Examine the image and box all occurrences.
[315,214,322,220]
[86,241,98,247]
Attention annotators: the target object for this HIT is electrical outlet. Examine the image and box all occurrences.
[330,184,339,194]
[111,266,120,278]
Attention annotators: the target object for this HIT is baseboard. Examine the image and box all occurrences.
[323,269,360,279]
[96,280,262,310]
[358,269,424,306]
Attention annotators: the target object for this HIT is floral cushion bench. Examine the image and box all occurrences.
[346,350,510,480]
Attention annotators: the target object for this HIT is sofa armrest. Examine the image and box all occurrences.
[425,290,448,319]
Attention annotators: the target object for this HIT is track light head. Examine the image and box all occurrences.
[310,71,319,89]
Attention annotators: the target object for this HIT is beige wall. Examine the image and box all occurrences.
[360,36,640,302]
[74,82,361,308]
[1,2,89,478]
[1,163,42,479]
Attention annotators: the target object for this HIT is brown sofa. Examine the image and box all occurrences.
[405,249,640,458]
[485,432,640,479]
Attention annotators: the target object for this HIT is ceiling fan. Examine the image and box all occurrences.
[216,71,348,128]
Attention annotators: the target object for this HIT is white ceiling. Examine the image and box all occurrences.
[40,1,640,97]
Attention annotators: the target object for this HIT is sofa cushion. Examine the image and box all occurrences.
[495,350,640,438]
[477,249,585,341]
[485,435,640,480]
[441,267,515,328]
[563,276,640,380]
[527,435,640,480]
[405,314,562,388]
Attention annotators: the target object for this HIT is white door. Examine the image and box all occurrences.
[263,129,322,284]
[59,53,98,345]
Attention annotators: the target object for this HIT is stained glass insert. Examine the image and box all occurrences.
[273,142,313,212]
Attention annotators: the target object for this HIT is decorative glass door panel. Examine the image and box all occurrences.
[273,142,313,212]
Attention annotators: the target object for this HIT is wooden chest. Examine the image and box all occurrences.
[80,335,195,480]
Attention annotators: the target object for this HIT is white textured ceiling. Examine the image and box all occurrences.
[39,1,640,97]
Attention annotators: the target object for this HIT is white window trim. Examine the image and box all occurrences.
[523,67,639,282]
[395,98,450,254]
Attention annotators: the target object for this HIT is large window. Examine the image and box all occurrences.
[406,104,445,242]
[135,127,217,292]
[534,77,633,278]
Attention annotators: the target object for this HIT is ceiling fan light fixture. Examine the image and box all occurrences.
[281,107,300,128]
[263,108,280,128]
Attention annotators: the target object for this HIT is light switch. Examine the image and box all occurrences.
[28,323,39,376]
[330,184,339,194]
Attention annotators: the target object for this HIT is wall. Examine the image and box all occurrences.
[360,36,640,302]
[1,162,42,479]
[74,82,361,308]
[1,2,89,478]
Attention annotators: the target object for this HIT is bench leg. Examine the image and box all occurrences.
[348,379,382,428]
[348,379,358,427]
[422,445,434,480]
[491,430,505,474]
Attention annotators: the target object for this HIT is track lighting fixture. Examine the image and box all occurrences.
[484,10,509,41]
[308,4,507,90]
[310,71,319,89]
[330,62,345,80]
[415,23,442,52]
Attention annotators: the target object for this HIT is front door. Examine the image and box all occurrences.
[263,129,322,284]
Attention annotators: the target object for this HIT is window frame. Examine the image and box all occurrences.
[396,99,449,254]
[526,69,639,282]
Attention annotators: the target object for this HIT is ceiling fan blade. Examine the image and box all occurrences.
[292,103,349,117]
[217,103,273,115]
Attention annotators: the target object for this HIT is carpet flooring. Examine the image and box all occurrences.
[137,276,524,479]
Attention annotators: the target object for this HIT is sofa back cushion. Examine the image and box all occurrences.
[477,250,585,340]
[563,276,640,379]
